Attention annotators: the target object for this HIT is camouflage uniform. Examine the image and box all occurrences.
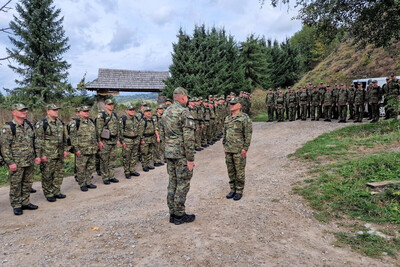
[152,110,165,165]
[338,88,349,122]
[69,112,97,187]
[140,111,157,169]
[202,103,211,145]
[265,91,275,122]
[274,94,285,122]
[288,92,297,121]
[160,89,195,217]
[348,87,356,119]
[310,88,321,120]
[96,108,120,182]
[368,82,382,122]
[299,90,308,120]
[223,99,252,195]
[354,87,365,122]
[385,77,400,119]
[1,115,36,209]
[120,110,142,176]
[322,88,334,121]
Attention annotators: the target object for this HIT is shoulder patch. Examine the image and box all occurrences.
[97,113,102,118]
[70,123,75,128]
[35,122,41,128]
[2,128,6,134]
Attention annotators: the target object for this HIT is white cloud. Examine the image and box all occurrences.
[0,0,302,93]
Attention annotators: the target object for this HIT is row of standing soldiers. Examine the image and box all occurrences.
[265,75,400,123]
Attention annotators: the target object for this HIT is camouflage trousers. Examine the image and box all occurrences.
[76,154,95,187]
[289,106,296,121]
[339,105,348,121]
[9,165,34,208]
[99,142,117,181]
[300,104,307,120]
[202,122,210,145]
[324,105,332,119]
[95,151,101,174]
[354,104,364,121]
[166,157,193,217]
[153,140,165,164]
[276,107,285,121]
[123,140,140,174]
[225,152,246,194]
[348,102,354,119]
[208,119,215,141]
[267,106,274,121]
[195,123,201,149]
[141,136,155,168]
[40,158,64,198]
[311,105,320,120]
[371,103,380,121]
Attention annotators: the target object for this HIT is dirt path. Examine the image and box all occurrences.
[0,120,396,266]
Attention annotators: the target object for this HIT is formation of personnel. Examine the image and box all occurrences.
[0,89,254,216]
[265,74,400,123]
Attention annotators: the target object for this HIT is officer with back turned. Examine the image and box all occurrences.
[159,87,196,225]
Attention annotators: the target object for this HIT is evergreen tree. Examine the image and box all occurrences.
[6,0,71,105]
[240,34,271,90]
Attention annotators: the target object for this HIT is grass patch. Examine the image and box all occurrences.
[294,119,400,161]
[334,232,400,258]
[252,112,268,122]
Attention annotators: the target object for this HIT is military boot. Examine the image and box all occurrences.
[174,213,196,225]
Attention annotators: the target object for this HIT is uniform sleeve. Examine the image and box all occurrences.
[222,116,227,145]
[34,121,44,158]
[243,115,252,151]
[63,121,70,150]
[138,120,145,141]
[1,125,15,166]
[69,122,79,152]
[119,118,125,143]
[182,110,195,162]
[96,113,104,141]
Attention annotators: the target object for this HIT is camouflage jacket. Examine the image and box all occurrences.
[368,86,382,104]
[223,112,252,154]
[275,95,285,108]
[288,93,297,108]
[354,89,365,105]
[69,118,98,155]
[119,115,142,143]
[35,116,68,159]
[140,117,157,142]
[311,91,321,106]
[265,93,275,106]
[299,92,308,105]
[1,119,36,167]
[338,90,348,105]
[160,101,195,161]
[323,90,334,106]
[96,111,120,144]
[386,79,400,98]
[347,89,356,103]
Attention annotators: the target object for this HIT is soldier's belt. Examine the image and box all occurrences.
[123,135,138,139]
[143,133,155,137]
[101,134,117,140]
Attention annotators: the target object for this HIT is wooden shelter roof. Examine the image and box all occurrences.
[85,68,170,93]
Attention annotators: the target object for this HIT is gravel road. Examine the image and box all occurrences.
[0,120,396,266]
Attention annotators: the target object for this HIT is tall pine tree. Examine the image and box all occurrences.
[7,0,71,105]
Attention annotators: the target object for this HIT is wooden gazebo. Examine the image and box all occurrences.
[85,68,170,107]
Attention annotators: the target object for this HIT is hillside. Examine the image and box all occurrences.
[294,40,400,87]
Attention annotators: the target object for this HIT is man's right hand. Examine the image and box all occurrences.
[187,161,194,171]
[76,151,82,157]
[9,163,17,172]
[41,156,48,163]
[122,143,126,150]
[98,141,104,151]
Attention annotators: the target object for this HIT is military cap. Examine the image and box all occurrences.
[141,102,148,107]
[335,83,338,86]
[313,85,317,88]
[125,104,135,110]
[75,107,81,113]
[372,80,378,83]
[46,104,61,110]
[166,98,172,102]
[287,86,291,89]
[157,104,164,109]
[12,103,28,111]
[105,99,114,105]
[80,106,90,112]
[144,107,152,112]
[308,82,312,85]
[390,73,396,77]
[351,84,355,87]
[173,87,188,95]
[203,99,208,103]
[386,77,391,80]
[340,83,344,86]
[357,82,362,85]
[320,82,323,84]
[327,84,331,87]
[229,97,241,104]
[199,97,203,100]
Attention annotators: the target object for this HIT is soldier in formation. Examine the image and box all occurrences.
[223,97,252,201]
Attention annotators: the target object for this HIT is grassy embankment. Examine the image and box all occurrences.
[292,119,400,258]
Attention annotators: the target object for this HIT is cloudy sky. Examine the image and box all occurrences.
[0,0,302,94]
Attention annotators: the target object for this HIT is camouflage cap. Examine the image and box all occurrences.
[340,83,344,86]
[80,106,90,112]
[166,98,172,102]
[320,82,323,84]
[75,107,81,113]
[391,73,396,77]
[157,104,164,109]
[229,97,241,104]
[327,85,331,87]
[125,104,135,110]
[173,87,188,95]
[141,102,148,107]
[144,107,152,112]
[12,103,28,111]
[386,77,391,80]
[105,99,114,105]
[372,80,378,83]
[46,104,61,110]
[357,82,362,85]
